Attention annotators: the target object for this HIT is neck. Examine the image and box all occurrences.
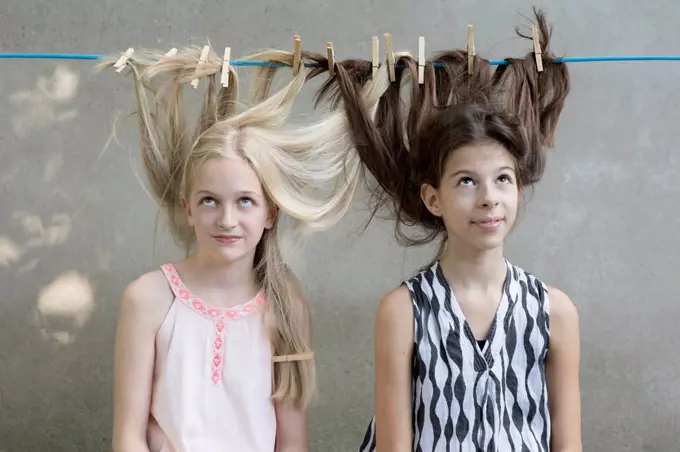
[184,248,256,290]
[438,238,507,292]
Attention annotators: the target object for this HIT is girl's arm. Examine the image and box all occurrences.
[546,286,582,452]
[374,286,414,452]
[274,402,309,452]
[112,272,171,452]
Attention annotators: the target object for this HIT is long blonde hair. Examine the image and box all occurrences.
[96,44,392,407]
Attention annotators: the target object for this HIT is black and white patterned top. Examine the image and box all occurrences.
[359,259,551,452]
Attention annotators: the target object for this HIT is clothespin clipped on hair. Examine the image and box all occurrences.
[113,47,134,73]
[418,36,425,84]
[384,33,396,82]
[272,352,315,363]
[221,47,231,87]
[326,42,335,77]
[165,48,178,57]
[531,24,544,72]
[191,45,210,89]
[371,36,379,78]
[467,25,475,74]
[292,35,302,75]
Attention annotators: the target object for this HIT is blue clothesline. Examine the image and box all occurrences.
[1,53,680,66]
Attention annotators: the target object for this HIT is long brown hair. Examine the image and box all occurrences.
[300,51,496,231]
[297,8,569,244]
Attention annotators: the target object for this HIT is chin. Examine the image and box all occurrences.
[467,235,507,252]
[476,241,505,252]
[196,242,247,263]
[216,248,252,263]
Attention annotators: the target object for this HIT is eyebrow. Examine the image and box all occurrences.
[450,166,515,178]
[195,189,263,198]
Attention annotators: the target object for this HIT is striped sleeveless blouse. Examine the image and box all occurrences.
[359,259,551,452]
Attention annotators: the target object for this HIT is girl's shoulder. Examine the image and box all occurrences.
[118,267,175,333]
[125,268,174,302]
[505,261,549,300]
[507,262,577,320]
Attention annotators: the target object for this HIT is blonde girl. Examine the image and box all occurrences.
[97,45,390,452]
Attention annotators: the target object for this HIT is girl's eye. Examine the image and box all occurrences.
[458,177,475,186]
[498,174,512,183]
[239,197,254,206]
[200,197,217,206]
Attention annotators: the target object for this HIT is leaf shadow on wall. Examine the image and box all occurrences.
[0,62,133,451]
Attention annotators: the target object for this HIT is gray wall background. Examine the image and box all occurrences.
[1,0,679,450]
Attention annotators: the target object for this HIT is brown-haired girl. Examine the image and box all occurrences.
[305,8,580,451]
[359,102,581,452]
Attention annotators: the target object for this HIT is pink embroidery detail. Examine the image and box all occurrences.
[211,321,225,386]
[159,264,271,386]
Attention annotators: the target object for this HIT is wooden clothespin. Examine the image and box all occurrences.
[384,33,396,82]
[531,24,544,72]
[272,352,315,363]
[371,36,379,78]
[326,42,335,77]
[191,45,210,89]
[467,25,475,74]
[292,35,302,75]
[418,36,425,84]
[113,47,134,73]
[221,47,231,87]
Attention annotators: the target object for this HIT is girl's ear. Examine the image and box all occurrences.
[182,198,194,226]
[420,183,443,218]
[265,205,278,229]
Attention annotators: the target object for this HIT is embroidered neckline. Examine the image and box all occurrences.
[161,263,265,321]
[160,263,266,386]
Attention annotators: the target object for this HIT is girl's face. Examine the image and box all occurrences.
[420,141,520,253]
[183,154,275,263]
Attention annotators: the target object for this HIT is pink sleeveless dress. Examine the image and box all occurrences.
[146,263,277,452]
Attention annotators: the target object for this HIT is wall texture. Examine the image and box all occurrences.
[1,0,679,450]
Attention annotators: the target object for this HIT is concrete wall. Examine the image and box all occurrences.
[1,0,679,450]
